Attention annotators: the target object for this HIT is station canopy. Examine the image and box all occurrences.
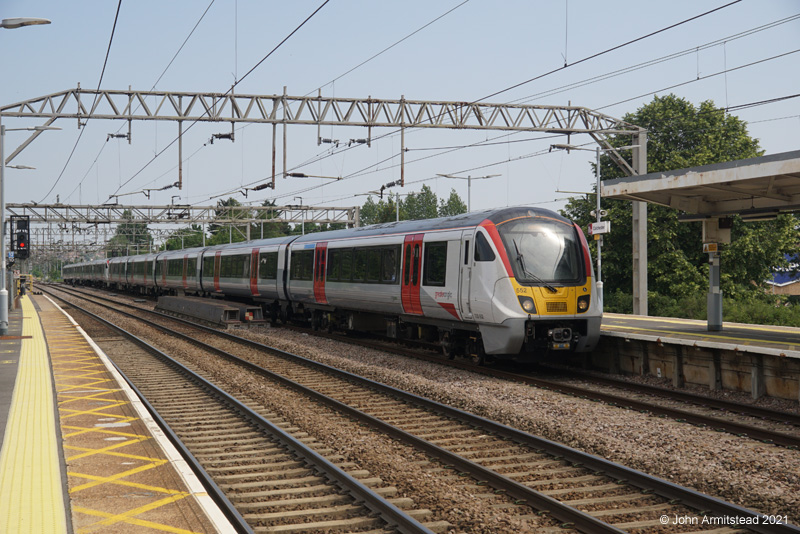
[601,150,800,220]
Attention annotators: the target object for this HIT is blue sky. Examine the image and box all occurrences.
[1,0,798,219]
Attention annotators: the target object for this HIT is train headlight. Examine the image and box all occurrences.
[517,296,536,313]
[577,295,590,313]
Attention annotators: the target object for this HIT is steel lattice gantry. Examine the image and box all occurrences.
[1,87,650,314]
[6,202,358,227]
[12,202,359,260]
[0,86,645,185]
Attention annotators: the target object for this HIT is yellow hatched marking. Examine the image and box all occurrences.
[58,390,125,406]
[62,426,146,444]
[60,400,131,419]
[73,496,201,534]
[69,460,178,493]
[65,443,162,463]
[0,297,69,534]
[43,305,214,534]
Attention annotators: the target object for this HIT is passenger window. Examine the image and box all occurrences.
[423,241,447,287]
[291,250,314,280]
[203,256,214,277]
[259,252,278,280]
[340,249,353,281]
[475,232,496,262]
[366,248,381,282]
[381,247,398,283]
[240,255,250,279]
[327,250,340,281]
[353,248,367,282]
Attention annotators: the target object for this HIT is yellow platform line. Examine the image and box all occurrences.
[0,296,68,534]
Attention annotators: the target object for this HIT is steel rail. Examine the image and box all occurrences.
[546,369,800,426]
[44,284,626,534]
[45,284,800,534]
[43,287,436,534]
[41,292,253,534]
[284,321,800,448]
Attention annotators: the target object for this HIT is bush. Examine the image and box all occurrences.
[600,289,800,327]
[722,297,800,327]
[603,289,632,314]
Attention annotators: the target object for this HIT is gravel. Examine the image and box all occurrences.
[232,326,800,524]
[58,290,800,527]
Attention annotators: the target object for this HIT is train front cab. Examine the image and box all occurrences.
[473,210,601,361]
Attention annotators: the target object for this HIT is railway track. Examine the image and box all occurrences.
[53,284,800,446]
[43,291,441,534]
[42,283,800,533]
[234,301,800,449]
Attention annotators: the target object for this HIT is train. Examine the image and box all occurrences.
[62,206,602,363]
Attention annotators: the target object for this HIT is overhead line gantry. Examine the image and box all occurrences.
[1,86,650,314]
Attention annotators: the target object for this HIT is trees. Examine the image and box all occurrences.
[359,185,467,225]
[106,209,153,256]
[438,188,468,217]
[561,94,797,311]
[163,224,204,250]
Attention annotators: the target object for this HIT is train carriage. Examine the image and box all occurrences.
[125,253,159,294]
[157,247,204,295]
[63,206,601,362]
[108,256,127,290]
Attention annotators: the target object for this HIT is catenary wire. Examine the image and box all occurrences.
[39,0,123,204]
[65,0,218,204]
[475,0,742,104]
[104,0,331,201]
[112,0,739,204]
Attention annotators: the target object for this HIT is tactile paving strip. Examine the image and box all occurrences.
[0,296,68,534]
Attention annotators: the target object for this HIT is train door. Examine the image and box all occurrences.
[313,242,328,304]
[250,248,260,296]
[401,234,423,315]
[182,255,188,291]
[161,258,167,287]
[214,250,222,292]
[459,230,474,320]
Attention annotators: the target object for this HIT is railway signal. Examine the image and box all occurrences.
[10,215,30,260]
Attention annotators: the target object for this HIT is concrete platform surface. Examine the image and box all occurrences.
[602,313,800,358]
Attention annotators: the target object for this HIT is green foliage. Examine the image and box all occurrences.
[438,188,467,217]
[604,289,800,327]
[561,94,797,303]
[359,185,467,226]
[106,209,153,256]
[163,224,205,250]
[402,184,439,221]
[360,195,400,225]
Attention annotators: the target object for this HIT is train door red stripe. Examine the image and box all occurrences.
[250,248,260,296]
[214,251,221,292]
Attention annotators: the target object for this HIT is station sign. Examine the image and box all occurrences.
[588,221,610,235]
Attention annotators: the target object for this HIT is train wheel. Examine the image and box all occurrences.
[468,336,486,365]
[440,331,456,360]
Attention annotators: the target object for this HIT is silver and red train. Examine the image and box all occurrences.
[63,207,601,362]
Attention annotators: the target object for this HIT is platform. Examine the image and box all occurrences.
[602,313,800,359]
[592,313,800,401]
[0,294,235,533]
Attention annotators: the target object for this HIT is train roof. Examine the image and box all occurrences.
[65,207,573,267]
[292,206,573,243]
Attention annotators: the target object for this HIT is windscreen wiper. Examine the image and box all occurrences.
[512,239,557,293]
